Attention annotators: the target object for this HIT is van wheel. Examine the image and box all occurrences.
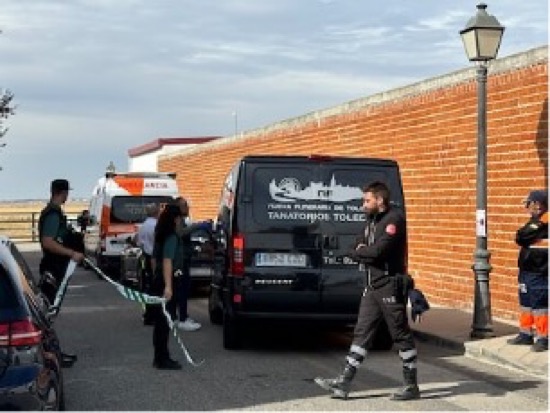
[223,312,242,350]
[371,320,393,351]
[208,288,223,325]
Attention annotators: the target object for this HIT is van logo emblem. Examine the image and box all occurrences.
[269,175,362,203]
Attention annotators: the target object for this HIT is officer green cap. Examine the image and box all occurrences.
[50,179,72,192]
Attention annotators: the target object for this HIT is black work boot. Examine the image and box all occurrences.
[391,367,420,401]
[532,338,548,352]
[314,365,356,399]
[507,334,534,346]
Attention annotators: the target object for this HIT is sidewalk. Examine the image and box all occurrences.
[411,306,548,379]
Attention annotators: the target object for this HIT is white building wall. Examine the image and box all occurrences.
[128,150,159,172]
[128,144,201,172]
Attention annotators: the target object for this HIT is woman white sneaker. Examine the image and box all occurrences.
[178,318,201,331]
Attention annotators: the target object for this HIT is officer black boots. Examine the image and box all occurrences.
[391,367,420,401]
[314,364,356,399]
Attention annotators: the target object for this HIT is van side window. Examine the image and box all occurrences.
[250,166,319,227]
[217,165,238,225]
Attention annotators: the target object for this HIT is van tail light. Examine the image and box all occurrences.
[100,235,106,252]
[0,318,42,347]
[230,233,245,277]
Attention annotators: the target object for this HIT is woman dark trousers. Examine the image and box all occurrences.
[151,203,184,370]
[151,274,177,366]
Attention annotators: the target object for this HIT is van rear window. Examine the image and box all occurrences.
[110,196,174,224]
[249,165,403,229]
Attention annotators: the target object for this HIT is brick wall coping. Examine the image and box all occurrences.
[160,45,547,162]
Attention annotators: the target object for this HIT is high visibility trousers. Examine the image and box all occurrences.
[518,271,548,340]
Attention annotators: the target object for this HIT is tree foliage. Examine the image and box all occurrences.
[0,89,15,141]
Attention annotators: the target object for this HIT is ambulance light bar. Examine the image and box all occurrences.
[105,171,177,179]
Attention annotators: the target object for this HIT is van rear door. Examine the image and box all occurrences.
[318,159,405,314]
[237,159,323,313]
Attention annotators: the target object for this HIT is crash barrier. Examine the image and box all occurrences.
[48,257,204,367]
[0,212,80,242]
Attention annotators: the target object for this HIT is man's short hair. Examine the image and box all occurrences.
[363,181,390,206]
[174,196,189,207]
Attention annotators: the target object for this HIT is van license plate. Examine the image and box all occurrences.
[255,253,307,267]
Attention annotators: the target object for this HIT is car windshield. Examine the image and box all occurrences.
[110,196,173,224]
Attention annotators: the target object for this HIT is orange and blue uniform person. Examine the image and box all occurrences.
[508,189,548,352]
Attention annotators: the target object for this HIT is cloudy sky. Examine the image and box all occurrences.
[0,0,547,200]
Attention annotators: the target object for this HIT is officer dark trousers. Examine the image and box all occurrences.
[315,280,419,401]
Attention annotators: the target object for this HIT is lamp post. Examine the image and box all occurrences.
[460,3,505,339]
[233,110,238,137]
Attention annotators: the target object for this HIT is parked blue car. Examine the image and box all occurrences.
[0,236,65,410]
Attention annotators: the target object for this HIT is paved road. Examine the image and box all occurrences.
[22,252,548,411]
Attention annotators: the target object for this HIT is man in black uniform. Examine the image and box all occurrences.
[314,181,420,401]
[38,179,85,367]
[507,189,548,351]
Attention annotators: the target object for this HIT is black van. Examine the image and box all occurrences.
[208,155,406,349]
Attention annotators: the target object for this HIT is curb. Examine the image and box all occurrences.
[464,342,548,379]
[412,330,465,352]
[413,329,548,380]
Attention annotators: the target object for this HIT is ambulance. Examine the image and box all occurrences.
[84,170,179,277]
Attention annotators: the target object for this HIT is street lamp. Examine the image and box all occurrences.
[460,3,505,339]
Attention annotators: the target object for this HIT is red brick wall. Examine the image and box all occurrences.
[159,47,548,321]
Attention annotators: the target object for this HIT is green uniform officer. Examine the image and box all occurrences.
[38,178,84,367]
[38,179,85,300]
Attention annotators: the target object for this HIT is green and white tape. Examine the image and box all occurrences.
[75,257,204,367]
[48,259,78,317]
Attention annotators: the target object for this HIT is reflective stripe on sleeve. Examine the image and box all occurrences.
[530,239,549,249]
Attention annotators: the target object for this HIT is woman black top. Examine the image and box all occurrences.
[151,203,183,370]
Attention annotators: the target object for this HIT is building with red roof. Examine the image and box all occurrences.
[127,136,220,172]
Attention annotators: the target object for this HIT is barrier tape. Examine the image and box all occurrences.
[51,257,204,367]
[48,260,78,317]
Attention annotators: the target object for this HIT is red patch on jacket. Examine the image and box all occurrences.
[385,224,397,235]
